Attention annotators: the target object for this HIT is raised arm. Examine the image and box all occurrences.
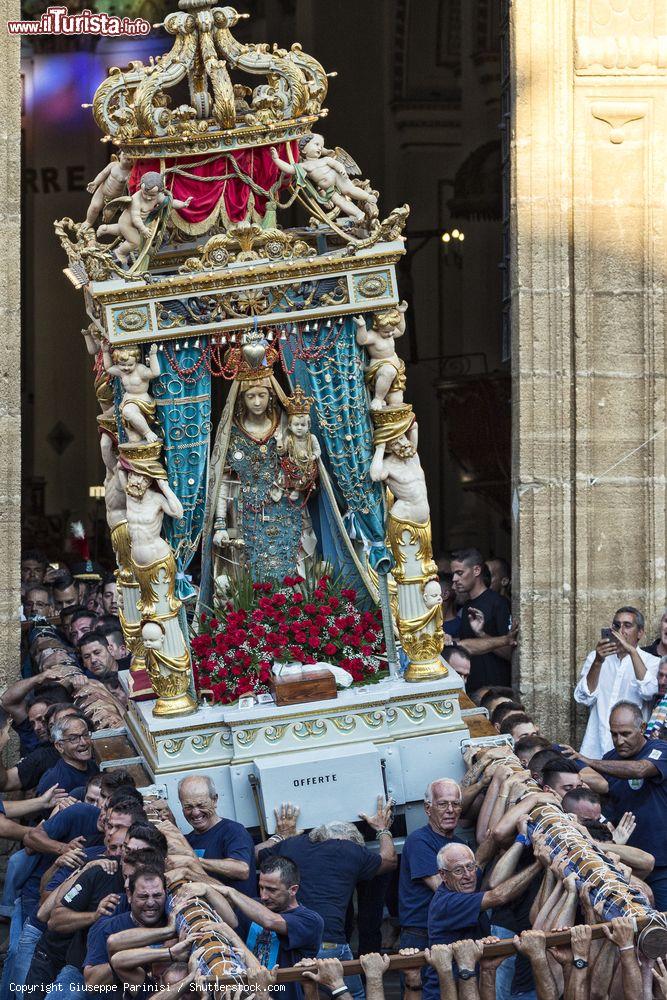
[369,444,387,483]
[354,314,373,346]
[147,343,161,379]
[514,930,558,1000]
[481,860,542,910]
[359,953,390,1000]
[157,478,184,520]
[270,146,296,175]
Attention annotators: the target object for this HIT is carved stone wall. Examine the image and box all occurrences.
[0,0,22,693]
[511,0,667,739]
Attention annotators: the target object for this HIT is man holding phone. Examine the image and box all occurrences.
[574,606,660,758]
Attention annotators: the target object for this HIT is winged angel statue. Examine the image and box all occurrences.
[270,133,379,225]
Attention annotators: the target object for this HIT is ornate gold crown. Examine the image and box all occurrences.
[285,385,314,416]
[90,1,331,158]
[225,340,279,387]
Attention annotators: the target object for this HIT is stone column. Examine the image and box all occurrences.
[511,0,667,740]
[0,0,22,693]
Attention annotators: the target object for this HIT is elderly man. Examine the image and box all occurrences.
[563,700,667,909]
[259,798,395,1000]
[178,775,256,897]
[35,714,100,796]
[423,842,541,1000]
[574,606,660,757]
[399,779,466,961]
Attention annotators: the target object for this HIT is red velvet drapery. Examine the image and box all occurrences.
[128,142,298,232]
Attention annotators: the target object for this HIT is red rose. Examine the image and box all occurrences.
[303,603,317,615]
[341,588,356,601]
[292,592,304,604]
[328,597,340,610]
[361,645,372,657]
[288,606,302,618]
[307,638,319,649]
[323,642,338,656]
[231,666,242,676]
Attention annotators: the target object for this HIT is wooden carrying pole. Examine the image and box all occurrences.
[203,915,664,985]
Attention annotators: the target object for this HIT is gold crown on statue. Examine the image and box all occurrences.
[285,385,314,415]
[90,2,330,159]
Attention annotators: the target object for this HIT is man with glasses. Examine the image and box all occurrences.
[34,716,99,796]
[574,606,660,758]
[398,779,467,988]
[423,842,541,1000]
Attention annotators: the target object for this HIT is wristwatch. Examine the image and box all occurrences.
[458,968,476,980]
[573,958,588,970]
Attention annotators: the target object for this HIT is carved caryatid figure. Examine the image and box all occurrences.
[270,134,378,224]
[355,302,408,410]
[370,409,446,682]
[103,342,160,444]
[118,442,197,716]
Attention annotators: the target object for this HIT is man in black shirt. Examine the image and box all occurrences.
[24,819,165,996]
[450,547,515,692]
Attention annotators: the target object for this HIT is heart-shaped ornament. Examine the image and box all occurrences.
[242,341,265,368]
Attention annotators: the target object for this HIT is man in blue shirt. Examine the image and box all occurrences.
[563,699,667,909]
[215,856,324,1000]
[35,715,99,796]
[424,842,541,1000]
[258,798,396,1000]
[178,774,256,897]
[399,780,466,952]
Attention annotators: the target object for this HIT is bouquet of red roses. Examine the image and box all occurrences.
[192,573,387,705]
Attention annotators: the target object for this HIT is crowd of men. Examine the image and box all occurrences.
[2,545,667,997]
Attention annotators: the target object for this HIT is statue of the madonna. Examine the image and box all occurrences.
[211,341,318,589]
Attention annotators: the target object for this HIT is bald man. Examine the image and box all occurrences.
[398,779,466,960]
[423,842,541,1000]
[178,775,256,897]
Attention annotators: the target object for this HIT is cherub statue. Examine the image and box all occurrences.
[84,152,133,228]
[276,387,321,502]
[103,342,160,443]
[97,171,192,265]
[270,134,378,225]
[355,302,408,410]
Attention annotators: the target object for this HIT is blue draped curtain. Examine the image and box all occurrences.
[153,343,211,600]
[284,316,392,594]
